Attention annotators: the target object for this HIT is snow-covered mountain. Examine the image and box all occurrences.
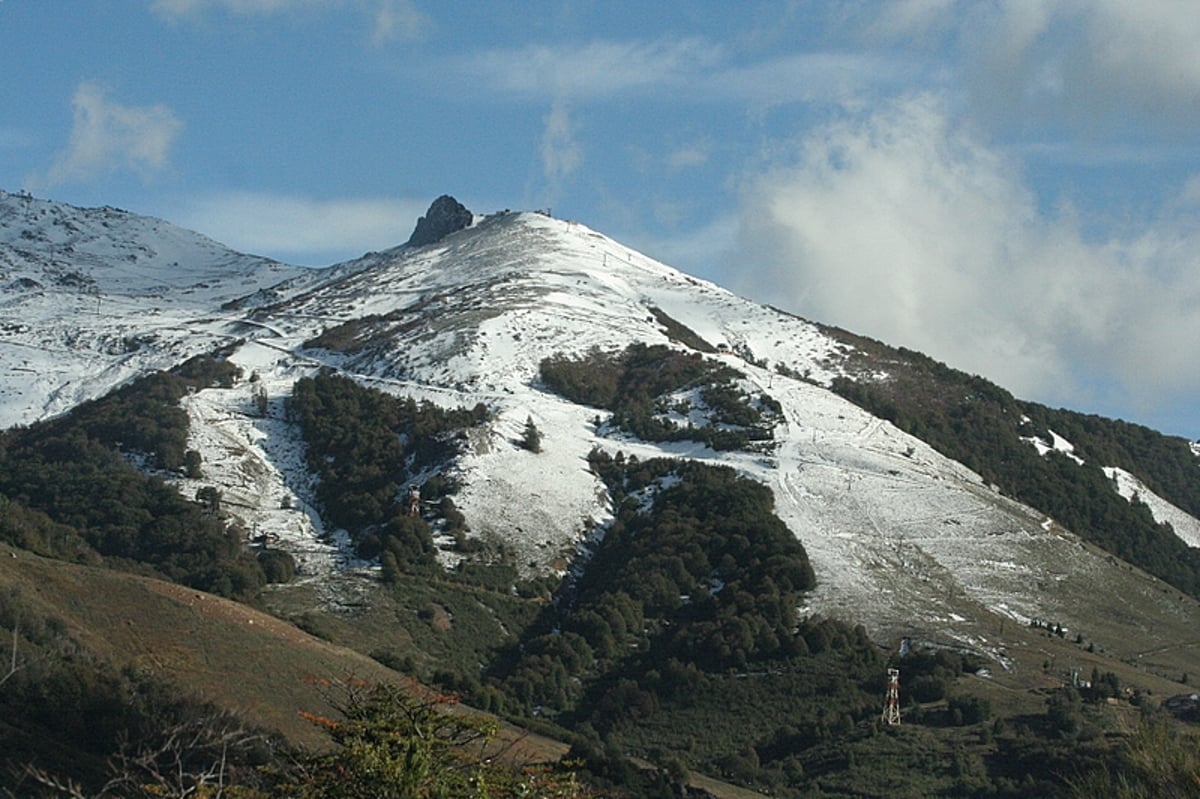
[4,190,1199,661]
[0,189,307,425]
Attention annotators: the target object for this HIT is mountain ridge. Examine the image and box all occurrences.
[4,190,1200,797]
[3,191,1198,650]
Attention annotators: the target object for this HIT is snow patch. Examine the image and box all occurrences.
[1021,429,1084,465]
[1103,466,1200,548]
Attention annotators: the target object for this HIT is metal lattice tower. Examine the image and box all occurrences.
[882,668,901,726]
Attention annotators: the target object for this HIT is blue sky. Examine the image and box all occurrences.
[2,1,1198,439]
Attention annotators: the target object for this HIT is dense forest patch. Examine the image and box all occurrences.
[579,451,815,668]
[540,343,780,451]
[286,369,491,571]
[0,354,268,599]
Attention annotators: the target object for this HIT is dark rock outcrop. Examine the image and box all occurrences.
[406,195,473,248]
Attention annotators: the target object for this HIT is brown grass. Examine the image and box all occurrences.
[0,544,769,797]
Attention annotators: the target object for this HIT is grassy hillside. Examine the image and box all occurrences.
[0,544,787,798]
[0,542,417,748]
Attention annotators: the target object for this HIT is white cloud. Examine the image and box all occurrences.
[150,0,323,17]
[963,0,1200,130]
[460,37,911,108]
[464,38,720,100]
[1075,0,1200,118]
[371,0,428,46]
[172,191,429,265]
[539,101,582,203]
[668,140,712,169]
[151,0,428,45]
[732,94,1200,419]
[866,0,958,41]
[31,82,182,190]
[708,51,917,109]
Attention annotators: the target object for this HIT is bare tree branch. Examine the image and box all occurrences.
[99,711,263,799]
[19,765,91,799]
[0,618,21,689]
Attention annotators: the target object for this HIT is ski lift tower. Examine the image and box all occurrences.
[882,668,902,726]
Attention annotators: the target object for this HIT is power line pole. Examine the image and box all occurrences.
[882,668,901,726]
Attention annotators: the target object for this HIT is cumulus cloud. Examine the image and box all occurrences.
[31,82,182,190]
[172,191,429,265]
[733,94,1200,419]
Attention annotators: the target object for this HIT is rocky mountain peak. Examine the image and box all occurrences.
[405,195,473,248]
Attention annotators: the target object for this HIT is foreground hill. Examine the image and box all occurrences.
[0,542,788,797]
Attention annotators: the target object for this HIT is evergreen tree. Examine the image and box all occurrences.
[521,416,543,453]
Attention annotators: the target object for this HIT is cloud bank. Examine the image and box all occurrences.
[884,0,1200,134]
[733,94,1200,422]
